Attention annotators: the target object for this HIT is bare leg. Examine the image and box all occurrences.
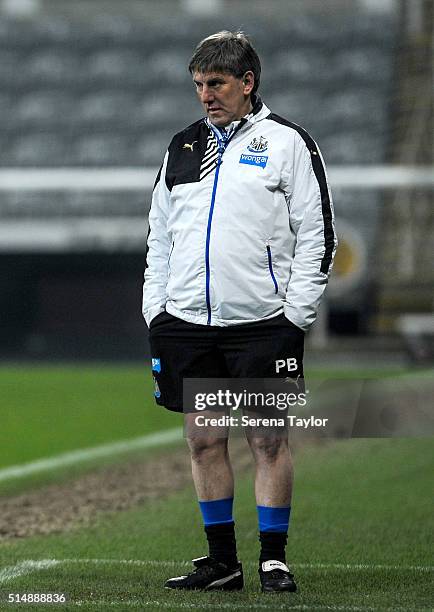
[164,414,240,588]
[245,432,293,506]
[184,412,233,500]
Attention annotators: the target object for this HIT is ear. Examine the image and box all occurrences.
[242,71,255,95]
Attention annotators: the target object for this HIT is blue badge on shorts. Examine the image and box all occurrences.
[153,378,161,399]
[152,357,161,373]
[239,153,268,168]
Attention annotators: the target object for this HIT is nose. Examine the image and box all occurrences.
[200,85,214,104]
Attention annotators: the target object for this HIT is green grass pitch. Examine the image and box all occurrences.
[0,365,433,610]
[0,365,181,469]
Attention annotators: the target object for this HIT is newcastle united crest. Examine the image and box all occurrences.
[247,136,268,153]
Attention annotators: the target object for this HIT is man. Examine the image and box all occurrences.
[143,31,337,593]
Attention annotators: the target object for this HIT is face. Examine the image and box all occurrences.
[193,71,254,127]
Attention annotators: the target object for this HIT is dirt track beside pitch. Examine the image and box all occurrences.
[0,439,255,540]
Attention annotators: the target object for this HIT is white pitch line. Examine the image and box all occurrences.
[62,558,434,572]
[0,427,183,483]
[0,560,60,584]
[1,557,431,587]
[294,561,434,572]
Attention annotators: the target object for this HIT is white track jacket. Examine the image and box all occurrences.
[143,98,337,331]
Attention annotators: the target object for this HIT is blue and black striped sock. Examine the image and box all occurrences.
[199,498,238,567]
[257,505,291,565]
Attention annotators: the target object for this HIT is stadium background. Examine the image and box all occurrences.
[0,0,432,362]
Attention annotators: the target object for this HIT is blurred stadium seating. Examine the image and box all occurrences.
[1,0,432,360]
[0,5,397,169]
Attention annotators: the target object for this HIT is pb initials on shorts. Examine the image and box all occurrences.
[275,358,298,373]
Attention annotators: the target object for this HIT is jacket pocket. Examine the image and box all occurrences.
[149,310,176,330]
[266,243,278,294]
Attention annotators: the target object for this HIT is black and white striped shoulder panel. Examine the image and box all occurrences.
[199,133,219,181]
[266,113,336,276]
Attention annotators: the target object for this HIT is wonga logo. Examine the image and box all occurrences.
[239,153,268,169]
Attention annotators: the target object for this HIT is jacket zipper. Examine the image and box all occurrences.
[205,137,224,324]
[205,120,247,324]
[266,243,278,294]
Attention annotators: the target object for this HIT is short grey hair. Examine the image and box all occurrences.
[188,30,261,95]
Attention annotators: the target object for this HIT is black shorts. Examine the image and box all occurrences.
[148,311,304,413]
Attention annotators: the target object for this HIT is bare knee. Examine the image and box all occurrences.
[247,436,289,464]
[187,436,228,464]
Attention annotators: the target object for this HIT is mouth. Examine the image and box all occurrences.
[207,107,222,113]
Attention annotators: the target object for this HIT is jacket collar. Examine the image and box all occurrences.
[245,95,270,124]
[250,93,263,116]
